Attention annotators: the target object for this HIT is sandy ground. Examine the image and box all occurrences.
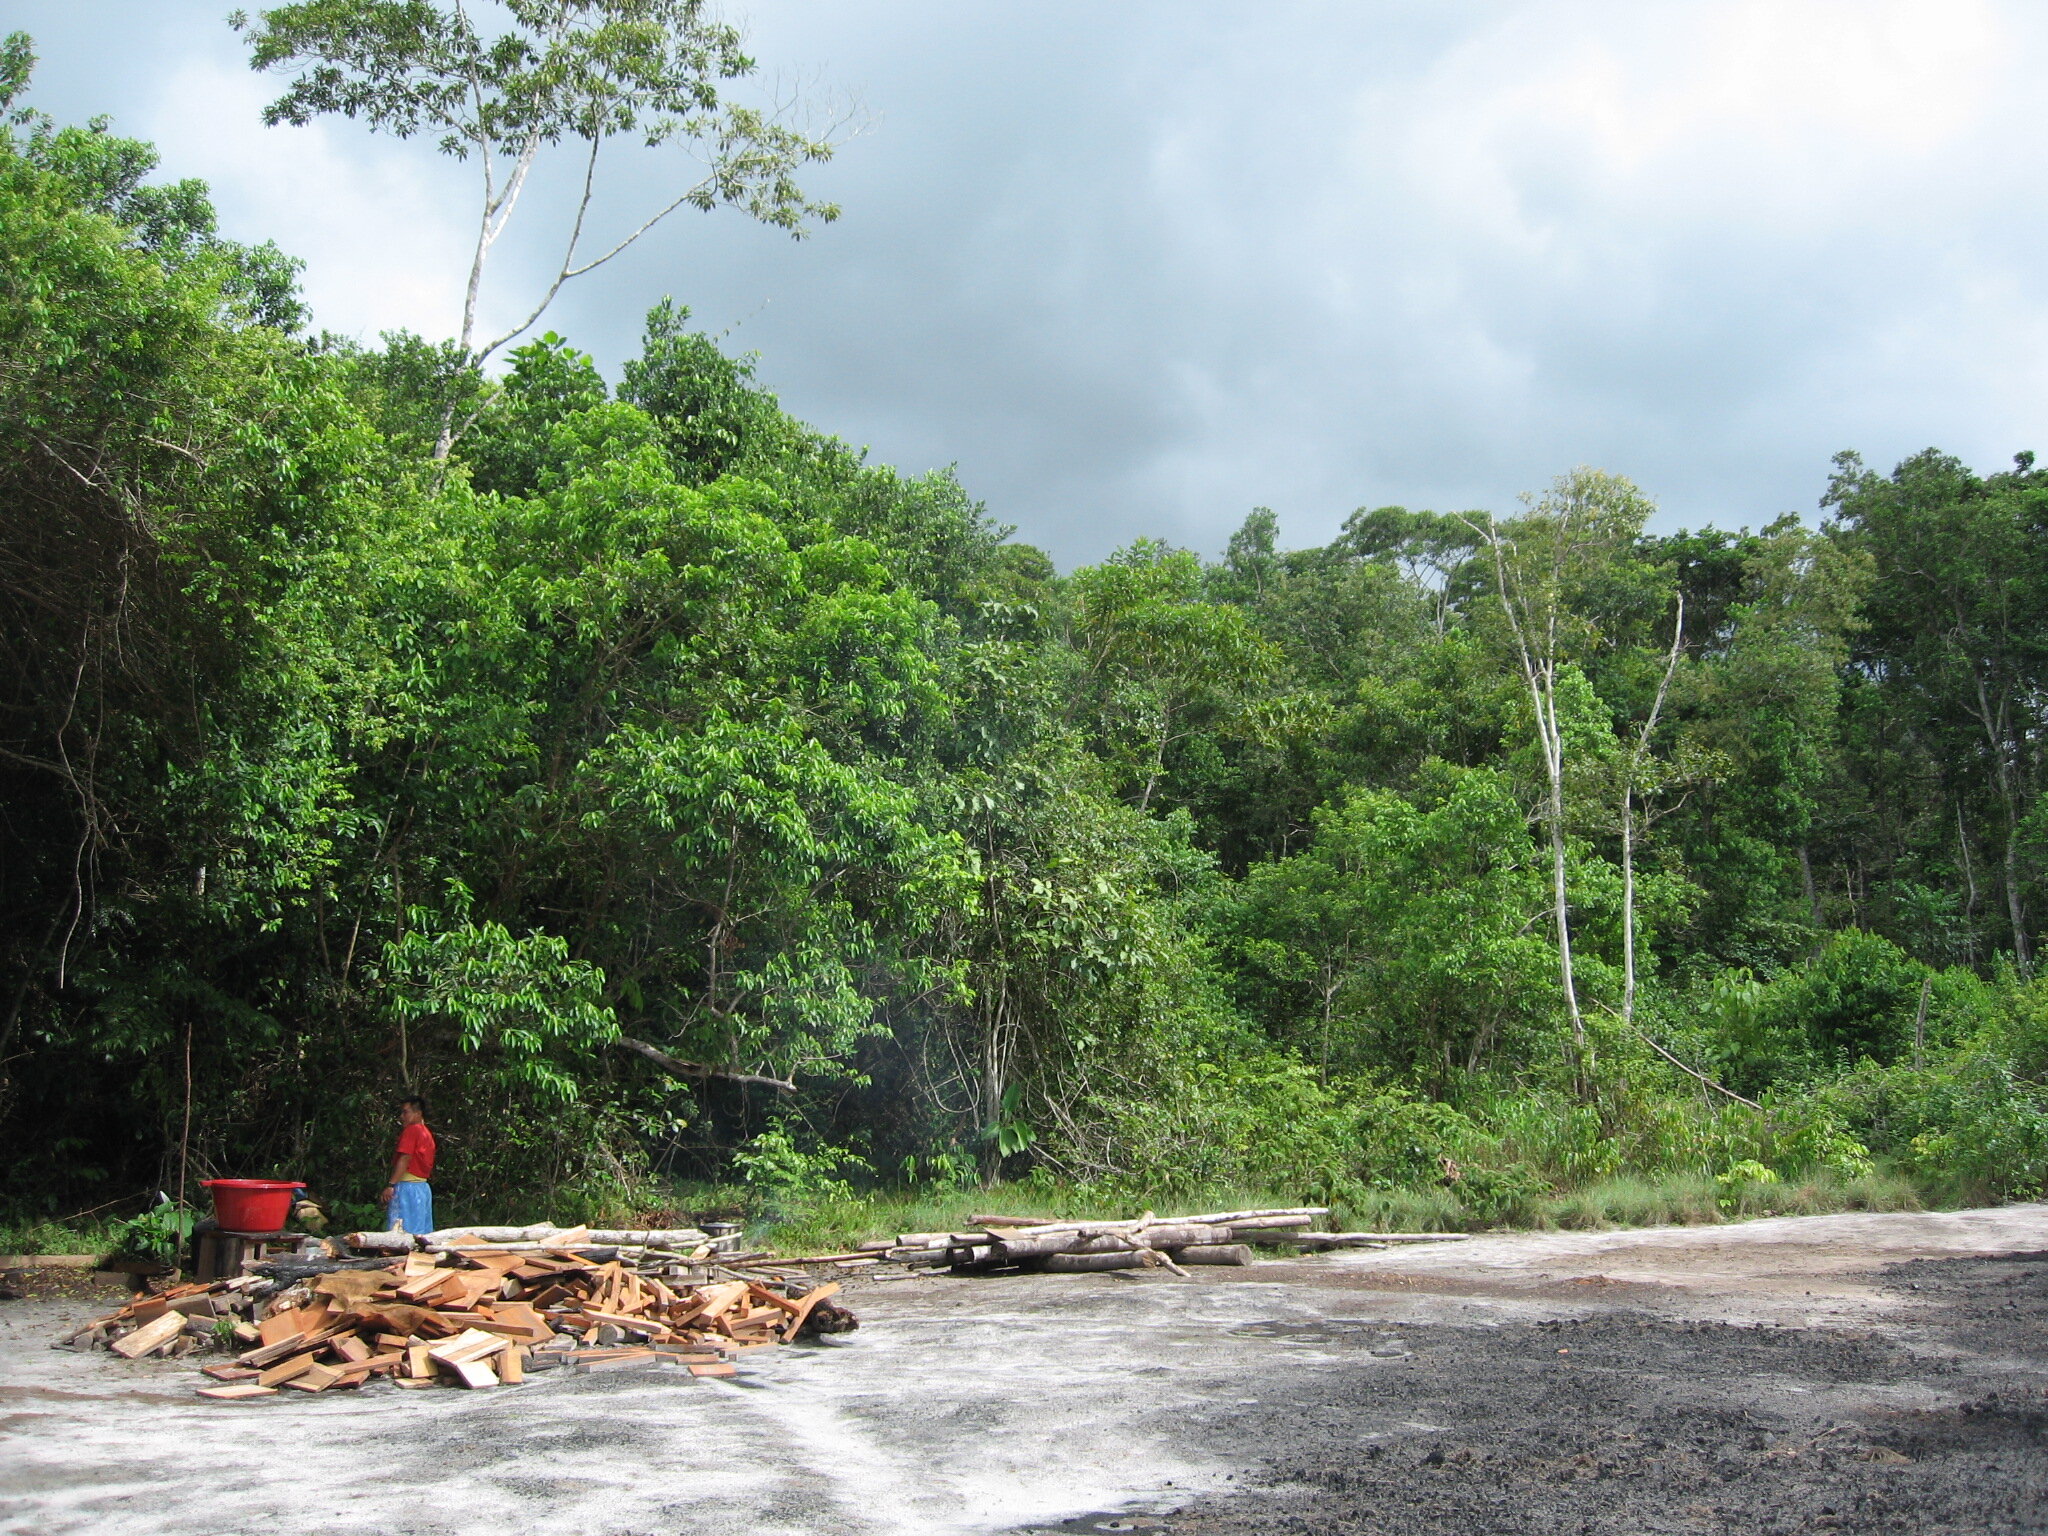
[1,1204,2044,1536]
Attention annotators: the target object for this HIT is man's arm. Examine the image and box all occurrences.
[380,1151,411,1205]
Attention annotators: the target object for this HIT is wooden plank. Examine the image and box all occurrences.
[498,1344,524,1385]
[395,1269,457,1302]
[198,1383,278,1400]
[444,1356,499,1389]
[286,1362,346,1392]
[201,1364,261,1382]
[237,1330,309,1367]
[428,1327,509,1369]
[674,1280,748,1326]
[778,1281,841,1342]
[329,1334,372,1363]
[746,1283,802,1315]
[288,1299,336,1332]
[688,1361,737,1377]
[257,1351,321,1387]
[110,1312,187,1360]
[467,1317,555,1342]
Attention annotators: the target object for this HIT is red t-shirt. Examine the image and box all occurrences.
[396,1121,436,1181]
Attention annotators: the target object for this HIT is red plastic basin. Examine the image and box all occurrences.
[201,1179,299,1233]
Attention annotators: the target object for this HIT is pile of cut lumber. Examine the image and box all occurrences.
[787,1207,1469,1276]
[57,1229,854,1402]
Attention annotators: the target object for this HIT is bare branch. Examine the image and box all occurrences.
[613,1034,795,1093]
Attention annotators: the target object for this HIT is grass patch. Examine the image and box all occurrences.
[0,1217,125,1257]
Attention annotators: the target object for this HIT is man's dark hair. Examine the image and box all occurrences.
[400,1095,427,1115]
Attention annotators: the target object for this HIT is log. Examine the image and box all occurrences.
[1037,1251,1157,1273]
[1292,1231,1470,1246]
[1218,1214,1317,1232]
[995,1207,1326,1241]
[990,1231,1109,1260]
[1177,1206,1328,1226]
[1031,1242,1251,1272]
[994,1223,1224,1260]
[1172,1243,1253,1266]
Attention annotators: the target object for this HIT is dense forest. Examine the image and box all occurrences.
[5,36,2046,1239]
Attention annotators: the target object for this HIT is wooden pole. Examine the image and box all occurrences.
[177,1016,194,1217]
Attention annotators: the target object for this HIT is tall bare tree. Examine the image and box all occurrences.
[1464,468,1655,1096]
[234,0,849,456]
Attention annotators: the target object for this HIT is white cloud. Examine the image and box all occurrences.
[137,58,479,346]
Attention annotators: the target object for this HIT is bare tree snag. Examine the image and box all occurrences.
[612,1036,795,1093]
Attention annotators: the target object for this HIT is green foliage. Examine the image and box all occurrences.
[1824,1052,2048,1203]
[732,1118,870,1222]
[1231,765,1556,1087]
[107,1198,195,1264]
[464,332,608,496]
[383,904,616,1101]
[7,66,2048,1233]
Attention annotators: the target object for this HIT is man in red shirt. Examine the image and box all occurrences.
[381,1096,437,1234]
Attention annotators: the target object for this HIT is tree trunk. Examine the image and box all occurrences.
[1621,593,1683,1028]
[1539,691,1589,1092]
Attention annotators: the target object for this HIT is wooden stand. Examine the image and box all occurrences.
[194,1229,306,1282]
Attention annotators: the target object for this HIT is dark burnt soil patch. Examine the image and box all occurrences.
[1155,1254,2048,1535]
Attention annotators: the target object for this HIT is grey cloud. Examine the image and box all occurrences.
[14,1,2048,562]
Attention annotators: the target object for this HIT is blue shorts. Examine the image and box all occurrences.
[388,1180,434,1235]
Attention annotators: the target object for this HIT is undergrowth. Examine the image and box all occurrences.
[0,1167,1931,1262]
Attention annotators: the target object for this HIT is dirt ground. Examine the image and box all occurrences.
[1,1205,2043,1536]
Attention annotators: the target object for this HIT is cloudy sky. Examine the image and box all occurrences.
[14,1,2048,563]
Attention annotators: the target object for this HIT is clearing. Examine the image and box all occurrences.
[2,1204,2043,1535]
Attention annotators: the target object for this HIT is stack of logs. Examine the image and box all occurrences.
[57,1226,854,1401]
[797,1207,1469,1276]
